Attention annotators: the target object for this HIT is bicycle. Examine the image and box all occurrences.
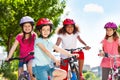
[105,53,120,80]
[99,51,120,80]
[6,52,34,80]
[61,47,86,80]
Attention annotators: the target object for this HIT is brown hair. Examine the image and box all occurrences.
[57,24,79,35]
[21,23,34,43]
[105,31,119,41]
[22,33,33,43]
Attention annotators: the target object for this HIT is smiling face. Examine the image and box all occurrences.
[65,25,74,34]
[40,25,51,38]
[106,28,115,37]
[22,23,33,33]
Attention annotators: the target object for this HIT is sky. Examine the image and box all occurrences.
[52,0,120,68]
[1,0,120,67]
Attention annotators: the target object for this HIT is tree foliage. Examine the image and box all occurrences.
[0,0,66,79]
[83,71,100,80]
[0,0,66,52]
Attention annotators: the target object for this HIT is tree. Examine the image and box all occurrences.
[0,0,66,52]
[83,71,100,80]
[0,0,66,79]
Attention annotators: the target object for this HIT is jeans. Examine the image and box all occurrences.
[32,65,55,80]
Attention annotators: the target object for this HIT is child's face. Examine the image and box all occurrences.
[41,25,51,38]
[106,28,115,36]
[65,25,74,34]
[23,23,33,33]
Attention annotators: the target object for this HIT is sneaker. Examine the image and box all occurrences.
[80,73,85,80]
[80,75,85,80]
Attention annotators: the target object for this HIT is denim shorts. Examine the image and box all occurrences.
[18,58,34,67]
[32,65,55,80]
[18,61,29,67]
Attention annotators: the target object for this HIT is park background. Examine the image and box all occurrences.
[1,0,120,80]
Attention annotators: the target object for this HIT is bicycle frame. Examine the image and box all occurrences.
[7,52,34,80]
[61,56,79,80]
[104,53,120,80]
[63,47,86,80]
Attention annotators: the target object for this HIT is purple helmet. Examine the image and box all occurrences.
[20,16,34,25]
[104,22,117,29]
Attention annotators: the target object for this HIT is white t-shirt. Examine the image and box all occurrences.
[58,33,79,58]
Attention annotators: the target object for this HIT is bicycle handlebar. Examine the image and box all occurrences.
[65,47,86,53]
[6,52,34,62]
[104,53,120,58]
[61,56,78,66]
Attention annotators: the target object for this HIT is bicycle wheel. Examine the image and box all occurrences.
[19,75,28,80]
[18,71,30,80]
[71,71,77,80]
[70,65,79,80]
[74,65,79,80]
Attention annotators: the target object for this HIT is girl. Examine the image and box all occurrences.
[98,22,120,80]
[6,16,37,80]
[55,18,90,80]
[32,18,77,80]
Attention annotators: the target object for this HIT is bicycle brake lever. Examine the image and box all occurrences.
[104,53,108,57]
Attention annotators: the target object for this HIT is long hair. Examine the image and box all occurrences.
[57,24,79,35]
[21,22,34,43]
[105,29,119,41]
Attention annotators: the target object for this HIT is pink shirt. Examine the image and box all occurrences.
[100,39,120,68]
[16,33,36,61]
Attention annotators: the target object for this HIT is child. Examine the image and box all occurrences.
[6,16,37,80]
[32,18,77,80]
[98,22,120,80]
[55,18,90,80]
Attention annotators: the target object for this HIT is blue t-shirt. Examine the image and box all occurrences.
[33,38,54,66]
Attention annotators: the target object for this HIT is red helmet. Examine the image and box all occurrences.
[36,18,53,28]
[63,18,75,25]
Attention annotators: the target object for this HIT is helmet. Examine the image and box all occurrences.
[36,18,53,28]
[63,18,75,25]
[20,16,34,25]
[104,22,117,29]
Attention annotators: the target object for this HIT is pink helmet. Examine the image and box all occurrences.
[20,16,34,25]
[63,18,75,25]
[104,22,117,29]
[36,18,53,28]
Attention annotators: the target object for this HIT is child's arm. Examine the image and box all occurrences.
[53,45,75,57]
[32,31,38,38]
[55,37,62,46]
[37,43,61,66]
[37,43,57,61]
[77,35,87,46]
[77,35,91,50]
[6,40,19,60]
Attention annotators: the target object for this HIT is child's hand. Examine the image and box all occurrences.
[69,54,79,58]
[54,59,60,66]
[98,50,105,57]
[85,46,91,50]
[5,57,10,61]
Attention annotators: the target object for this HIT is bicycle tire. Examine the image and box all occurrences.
[18,71,30,80]
[74,65,79,80]
[70,63,79,80]
[18,75,28,80]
